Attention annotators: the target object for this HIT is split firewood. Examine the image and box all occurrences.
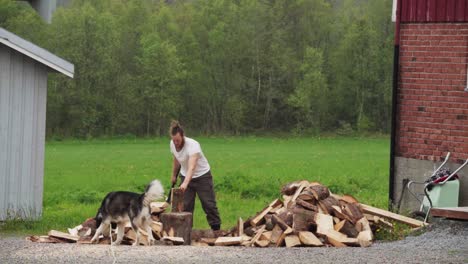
[254,239,270,247]
[270,225,284,245]
[308,185,330,201]
[264,214,274,231]
[355,217,371,232]
[339,194,359,204]
[249,225,266,247]
[291,181,309,202]
[48,230,79,242]
[357,230,373,242]
[343,203,364,224]
[285,234,302,248]
[281,181,303,195]
[260,231,272,241]
[150,201,169,214]
[251,199,281,226]
[298,231,323,247]
[162,236,184,245]
[238,217,244,236]
[213,236,242,246]
[292,207,316,231]
[296,198,318,211]
[334,220,359,238]
[200,237,217,245]
[271,214,293,234]
[297,189,316,202]
[315,213,334,236]
[318,196,341,215]
[191,241,210,246]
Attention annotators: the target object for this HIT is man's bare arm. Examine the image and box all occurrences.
[180,153,200,191]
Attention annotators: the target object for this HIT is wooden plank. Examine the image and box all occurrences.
[48,230,79,242]
[430,207,468,220]
[359,203,425,227]
[200,238,217,245]
[298,231,323,247]
[285,234,301,248]
[214,236,242,246]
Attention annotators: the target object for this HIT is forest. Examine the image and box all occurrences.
[0,0,394,137]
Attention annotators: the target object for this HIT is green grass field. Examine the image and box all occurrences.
[0,136,390,235]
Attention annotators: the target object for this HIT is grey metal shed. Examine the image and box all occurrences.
[0,27,74,220]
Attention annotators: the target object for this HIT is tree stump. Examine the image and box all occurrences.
[160,212,193,245]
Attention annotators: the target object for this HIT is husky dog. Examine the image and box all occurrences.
[91,180,164,246]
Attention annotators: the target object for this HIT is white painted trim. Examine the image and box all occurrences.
[0,38,73,78]
[392,0,397,22]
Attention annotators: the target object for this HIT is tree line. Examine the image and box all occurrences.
[0,0,394,137]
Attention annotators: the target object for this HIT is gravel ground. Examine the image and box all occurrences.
[1,220,467,264]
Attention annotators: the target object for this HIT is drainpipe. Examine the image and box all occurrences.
[389,0,402,209]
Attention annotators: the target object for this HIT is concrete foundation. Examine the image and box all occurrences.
[393,157,468,213]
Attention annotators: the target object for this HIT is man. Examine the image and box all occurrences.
[169,121,221,231]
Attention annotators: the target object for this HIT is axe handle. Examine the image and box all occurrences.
[166,167,180,203]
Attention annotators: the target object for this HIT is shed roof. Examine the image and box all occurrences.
[0,27,74,78]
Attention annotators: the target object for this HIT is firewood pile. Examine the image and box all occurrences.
[207,180,426,248]
[26,202,175,245]
[26,180,426,247]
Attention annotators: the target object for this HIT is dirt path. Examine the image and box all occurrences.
[1,220,467,264]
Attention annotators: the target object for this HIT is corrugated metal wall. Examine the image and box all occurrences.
[0,45,47,220]
[400,0,468,22]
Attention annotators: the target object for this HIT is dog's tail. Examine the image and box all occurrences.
[144,180,165,201]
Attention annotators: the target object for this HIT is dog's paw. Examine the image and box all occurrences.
[132,241,139,246]
[148,238,155,246]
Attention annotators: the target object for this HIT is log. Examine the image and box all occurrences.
[48,230,79,242]
[264,214,274,231]
[335,220,359,238]
[277,211,294,227]
[296,198,318,211]
[214,236,242,246]
[315,213,334,236]
[308,185,330,200]
[285,234,302,248]
[170,188,184,213]
[160,212,193,245]
[125,229,149,245]
[298,231,323,246]
[359,203,425,228]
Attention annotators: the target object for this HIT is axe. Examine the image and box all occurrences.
[166,167,181,203]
